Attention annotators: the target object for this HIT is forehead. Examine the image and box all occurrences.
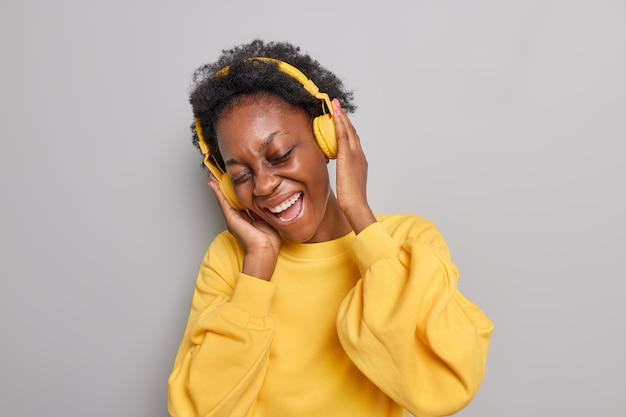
[218,93,302,127]
[216,96,311,152]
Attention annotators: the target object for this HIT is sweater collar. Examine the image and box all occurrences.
[279,231,356,260]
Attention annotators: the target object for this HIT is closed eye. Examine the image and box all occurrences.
[269,149,292,166]
[231,170,251,186]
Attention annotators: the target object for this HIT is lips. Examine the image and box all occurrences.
[268,192,303,222]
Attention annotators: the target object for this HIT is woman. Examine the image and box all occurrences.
[168,39,493,417]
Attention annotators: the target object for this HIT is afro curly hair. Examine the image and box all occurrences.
[189,39,356,171]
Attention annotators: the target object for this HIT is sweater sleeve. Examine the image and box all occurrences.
[168,233,276,417]
[336,219,493,417]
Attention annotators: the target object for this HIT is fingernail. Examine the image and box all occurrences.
[332,98,341,116]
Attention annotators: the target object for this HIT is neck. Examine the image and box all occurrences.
[305,192,353,243]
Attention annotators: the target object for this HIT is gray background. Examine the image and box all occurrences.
[1,0,624,416]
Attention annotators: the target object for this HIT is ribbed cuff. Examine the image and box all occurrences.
[351,221,400,271]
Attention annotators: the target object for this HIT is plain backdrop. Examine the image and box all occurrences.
[1,1,624,416]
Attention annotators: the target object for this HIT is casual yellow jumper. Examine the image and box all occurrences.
[168,214,493,417]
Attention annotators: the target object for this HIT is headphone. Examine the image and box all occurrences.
[195,57,337,210]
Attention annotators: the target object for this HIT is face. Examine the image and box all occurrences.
[216,96,349,243]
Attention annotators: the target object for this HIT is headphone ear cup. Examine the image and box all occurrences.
[219,174,246,210]
[312,114,337,160]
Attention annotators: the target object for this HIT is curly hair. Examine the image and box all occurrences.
[189,39,356,171]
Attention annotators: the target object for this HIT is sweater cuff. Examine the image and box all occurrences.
[230,273,276,317]
[351,221,401,271]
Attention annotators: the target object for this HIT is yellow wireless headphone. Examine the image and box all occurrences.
[195,57,337,210]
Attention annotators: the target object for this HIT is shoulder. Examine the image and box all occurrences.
[201,230,245,272]
[375,213,438,238]
[211,230,243,250]
[375,214,450,256]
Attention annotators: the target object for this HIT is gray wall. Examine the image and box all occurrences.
[1,1,624,416]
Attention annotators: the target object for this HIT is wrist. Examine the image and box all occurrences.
[242,249,278,281]
[344,205,376,235]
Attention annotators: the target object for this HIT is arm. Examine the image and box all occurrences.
[336,218,494,417]
[168,233,277,417]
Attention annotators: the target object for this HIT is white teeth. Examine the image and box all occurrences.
[269,193,302,214]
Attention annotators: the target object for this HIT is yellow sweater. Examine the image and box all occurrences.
[168,214,493,417]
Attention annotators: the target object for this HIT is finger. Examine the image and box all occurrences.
[332,98,350,151]
[333,99,358,136]
[207,173,241,216]
[332,98,364,154]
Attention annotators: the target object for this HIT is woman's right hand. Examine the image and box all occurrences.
[208,173,281,281]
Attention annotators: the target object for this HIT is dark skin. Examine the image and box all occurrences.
[208,95,375,281]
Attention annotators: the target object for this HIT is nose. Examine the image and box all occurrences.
[253,167,281,196]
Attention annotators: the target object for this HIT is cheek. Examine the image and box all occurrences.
[232,181,254,205]
[296,158,330,191]
[307,164,332,198]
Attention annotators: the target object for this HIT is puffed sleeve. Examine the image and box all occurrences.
[336,218,493,417]
[168,232,276,417]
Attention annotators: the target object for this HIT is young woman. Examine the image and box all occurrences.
[168,39,493,417]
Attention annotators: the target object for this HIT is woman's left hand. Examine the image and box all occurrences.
[332,98,376,234]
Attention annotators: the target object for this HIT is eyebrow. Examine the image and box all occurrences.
[224,131,281,167]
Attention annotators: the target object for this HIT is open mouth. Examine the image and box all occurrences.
[268,192,303,222]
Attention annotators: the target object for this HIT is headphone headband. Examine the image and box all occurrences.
[214,57,332,114]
